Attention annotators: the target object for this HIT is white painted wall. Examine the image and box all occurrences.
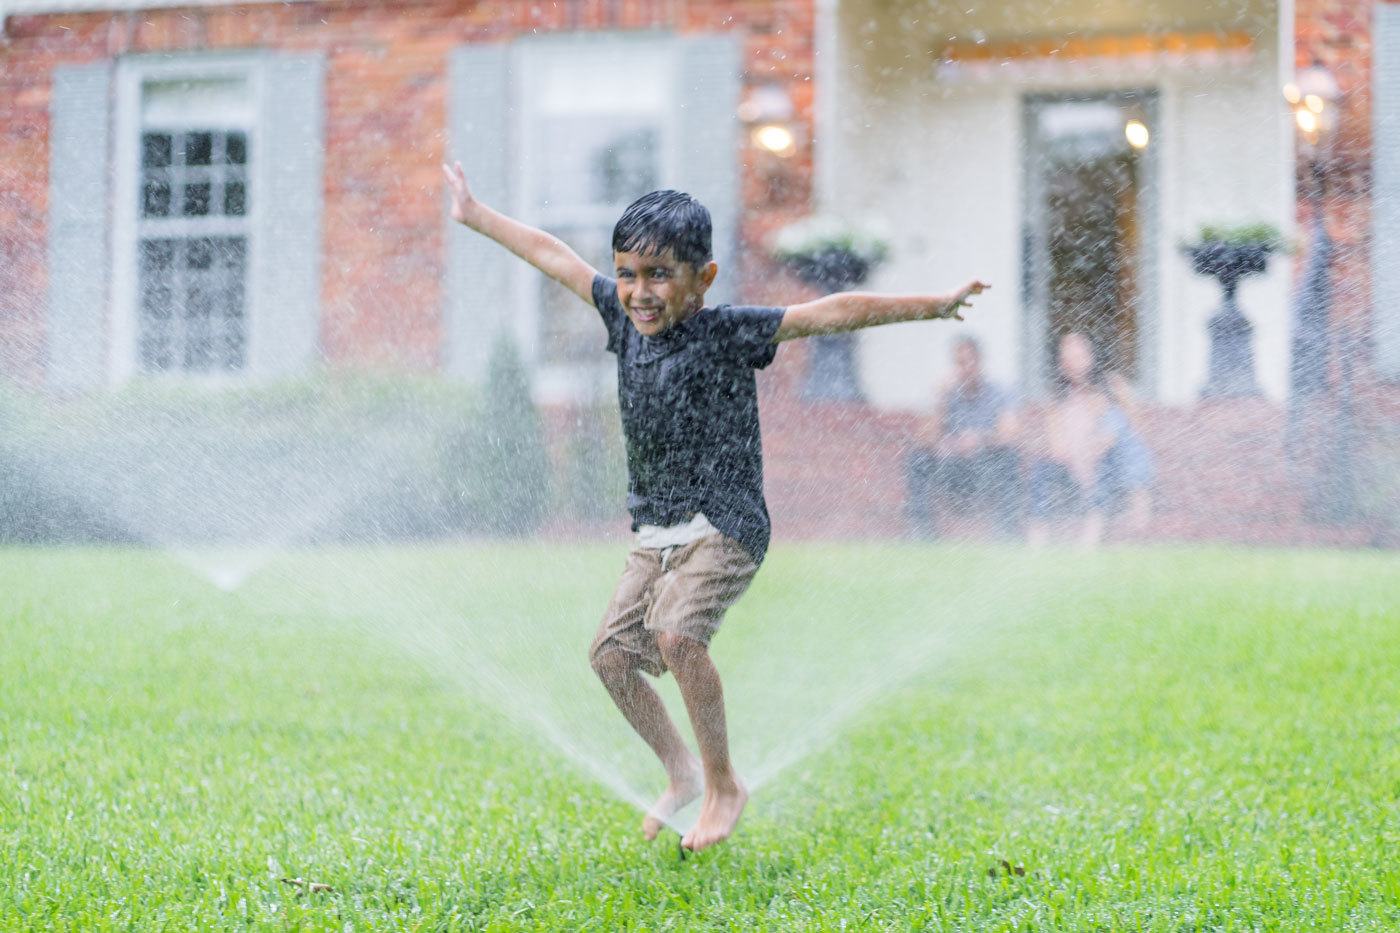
[831,22,1293,412]
[1160,54,1294,404]
[846,82,1024,411]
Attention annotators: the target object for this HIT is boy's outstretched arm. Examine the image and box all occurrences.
[442,160,597,304]
[774,281,989,342]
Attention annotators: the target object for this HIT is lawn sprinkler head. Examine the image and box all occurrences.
[209,567,247,592]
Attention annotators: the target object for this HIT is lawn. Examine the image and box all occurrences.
[2,542,1398,930]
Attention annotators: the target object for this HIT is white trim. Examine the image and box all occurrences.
[109,51,265,386]
[1373,1,1400,378]
[814,0,839,213]
[1278,0,1299,392]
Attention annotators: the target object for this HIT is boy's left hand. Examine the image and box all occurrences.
[936,280,990,321]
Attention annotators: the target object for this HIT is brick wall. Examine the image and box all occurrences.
[1294,0,1387,394]
[0,0,816,380]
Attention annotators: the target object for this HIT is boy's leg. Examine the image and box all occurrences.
[657,632,747,852]
[646,535,759,852]
[590,550,702,839]
[591,648,703,838]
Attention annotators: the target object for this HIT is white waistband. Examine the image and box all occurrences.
[636,512,718,550]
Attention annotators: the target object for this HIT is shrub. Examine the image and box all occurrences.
[441,334,551,536]
[0,373,478,545]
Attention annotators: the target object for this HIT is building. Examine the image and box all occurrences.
[1,0,1395,542]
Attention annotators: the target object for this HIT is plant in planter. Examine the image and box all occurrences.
[771,216,890,402]
[1183,222,1287,399]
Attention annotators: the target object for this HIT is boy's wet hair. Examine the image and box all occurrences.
[612,189,712,266]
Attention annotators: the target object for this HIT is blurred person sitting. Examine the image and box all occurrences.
[1026,332,1153,548]
[905,336,1022,539]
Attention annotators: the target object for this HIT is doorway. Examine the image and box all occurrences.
[1023,91,1158,393]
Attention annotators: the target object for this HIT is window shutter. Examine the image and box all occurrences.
[46,63,112,390]
[1375,2,1400,379]
[445,44,513,382]
[678,36,743,306]
[252,52,325,378]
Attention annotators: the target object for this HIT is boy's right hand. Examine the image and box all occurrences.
[442,161,479,226]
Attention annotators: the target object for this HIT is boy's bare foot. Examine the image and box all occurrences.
[643,763,703,840]
[681,776,748,852]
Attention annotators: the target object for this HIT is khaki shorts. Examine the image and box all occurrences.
[589,533,759,677]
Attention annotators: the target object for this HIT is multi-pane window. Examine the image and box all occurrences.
[524,44,674,364]
[136,78,252,375]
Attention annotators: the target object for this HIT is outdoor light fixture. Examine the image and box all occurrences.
[741,83,797,157]
[1286,60,1341,146]
[1124,119,1150,150]
[752,123,797,157]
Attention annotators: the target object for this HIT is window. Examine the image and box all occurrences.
[125,72,256,376]
[520,40,676,365]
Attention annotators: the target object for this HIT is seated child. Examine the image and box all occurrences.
[1027,332,1154,547]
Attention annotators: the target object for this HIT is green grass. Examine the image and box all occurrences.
[2,543,1399,930]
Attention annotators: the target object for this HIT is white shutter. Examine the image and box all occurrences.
[46,63,112,390]
[678,36,743,306]
[252,52,325,378]
[1375,2,1400,379]
[445,44,514,382]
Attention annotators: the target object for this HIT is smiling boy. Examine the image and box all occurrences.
[443,162,986,851]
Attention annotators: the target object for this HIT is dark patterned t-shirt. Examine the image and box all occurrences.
[592,275,785,563]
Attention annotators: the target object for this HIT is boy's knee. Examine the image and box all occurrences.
[590,646,633,685]
[656,631,702,667]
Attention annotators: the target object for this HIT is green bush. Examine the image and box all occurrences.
[1193,221,1288,251]
[441,334,551,536]
[0,373,479,545]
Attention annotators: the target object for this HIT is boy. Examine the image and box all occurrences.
[443,161,986,852]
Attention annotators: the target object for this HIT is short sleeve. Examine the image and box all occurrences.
[707,305,786,369]
[591,275,628,354]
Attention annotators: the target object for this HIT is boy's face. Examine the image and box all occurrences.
[614,248,718,337]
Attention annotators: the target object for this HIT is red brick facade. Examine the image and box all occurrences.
[0,0,1393,546]
[0,0,816,379]
[1294,0,1397,414]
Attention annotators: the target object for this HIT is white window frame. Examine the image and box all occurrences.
[512,34,680,404]
[110,52,265,387]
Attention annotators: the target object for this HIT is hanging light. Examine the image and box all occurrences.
[1295,61,1341,109]
[752,124,797,157]
[1124,119,1150,150]
[1285,60,1340,148]
[741,83,797,158]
